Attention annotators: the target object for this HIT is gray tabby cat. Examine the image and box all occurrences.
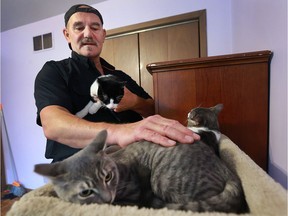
[35,104,249,213]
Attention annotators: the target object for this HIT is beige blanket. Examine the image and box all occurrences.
[7,135,287,216]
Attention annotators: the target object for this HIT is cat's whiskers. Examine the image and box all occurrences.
[187,119,198,126]
[116,181,135,191]
[106,98,118,109]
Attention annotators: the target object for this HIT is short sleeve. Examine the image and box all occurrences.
[111,71,152,99]
[34,61,72,125]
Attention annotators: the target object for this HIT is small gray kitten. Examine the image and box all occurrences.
[35,104,249,213]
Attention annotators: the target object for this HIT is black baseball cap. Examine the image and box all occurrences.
[64,4,104,26]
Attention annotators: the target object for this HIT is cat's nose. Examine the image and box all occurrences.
[100,191,114,203]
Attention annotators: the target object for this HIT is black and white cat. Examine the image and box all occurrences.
[76,74,126,118]
[35,104,249,213]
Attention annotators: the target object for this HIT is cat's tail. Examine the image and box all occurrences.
[165,180,249,213]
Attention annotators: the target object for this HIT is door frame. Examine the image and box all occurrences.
[105,10,207,57]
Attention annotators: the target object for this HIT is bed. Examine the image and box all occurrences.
[7,135,287,216]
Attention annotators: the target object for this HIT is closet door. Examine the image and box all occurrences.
[101,34,140,84]
[139,21,200,96]
[101,10,207,97]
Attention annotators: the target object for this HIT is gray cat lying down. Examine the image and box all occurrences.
[35,104,249,213]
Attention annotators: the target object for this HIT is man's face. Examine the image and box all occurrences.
[63,12,106,58]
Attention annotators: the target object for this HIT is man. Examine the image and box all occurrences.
[34,4,199,162]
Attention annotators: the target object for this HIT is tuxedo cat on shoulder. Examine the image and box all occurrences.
[34,104,249,213]
[76,74,126,118]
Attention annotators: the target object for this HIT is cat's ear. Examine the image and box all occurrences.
[34,162,66,178]
[85,130,108,154]
[211,104,224,116]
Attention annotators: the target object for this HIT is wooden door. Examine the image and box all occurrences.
[139,21,199,96]
[101,34,140,84]
[101,10,207,97]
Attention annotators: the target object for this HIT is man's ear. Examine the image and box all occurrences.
[63,28,70,42]
[102,29,107,43]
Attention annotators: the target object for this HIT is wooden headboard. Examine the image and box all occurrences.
[147,50,273,171]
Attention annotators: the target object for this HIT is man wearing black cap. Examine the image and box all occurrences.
[34,4,199,162]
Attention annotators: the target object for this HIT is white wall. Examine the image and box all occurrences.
[231,0,287,188]
[1,14,70,188]
[1,0,287,189]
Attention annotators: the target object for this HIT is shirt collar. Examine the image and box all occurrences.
[71,51,115,72]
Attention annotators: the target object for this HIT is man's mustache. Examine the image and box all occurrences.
[81,37,98,46]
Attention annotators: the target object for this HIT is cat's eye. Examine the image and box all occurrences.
[105,172,113,182]
[79,189,93,198]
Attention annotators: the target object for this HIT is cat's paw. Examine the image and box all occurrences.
[76,101,94,118]
[89,101,102,114]
[106,103,118,109]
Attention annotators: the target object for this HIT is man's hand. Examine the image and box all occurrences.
[107,114,200,147]
[40,105,199,150]
[114,87,155,117]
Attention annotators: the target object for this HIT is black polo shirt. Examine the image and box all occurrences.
[34,51,151,161]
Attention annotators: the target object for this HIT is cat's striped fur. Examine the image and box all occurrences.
[34,104,249,213]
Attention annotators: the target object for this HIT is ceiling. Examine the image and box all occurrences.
[1,0,106,32]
